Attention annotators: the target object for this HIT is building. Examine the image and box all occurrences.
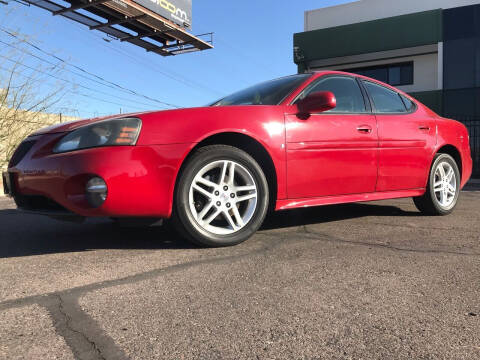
[0,106,77,168]
[294,0,480,177]
[0,107,77,194]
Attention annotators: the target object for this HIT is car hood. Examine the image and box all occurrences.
[31,111,155,135]
[31,105,281,138]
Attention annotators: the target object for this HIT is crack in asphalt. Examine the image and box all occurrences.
[1,222,479,359]
[365,221,480,235]
[59,294,130,360]
[59,295,112,360]
[0,232,296,360]
[299,226,480,257]
[0,232,294,312]
[46,294,109,360]
[43,295,91,360]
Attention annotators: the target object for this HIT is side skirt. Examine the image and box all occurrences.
[275,189,426,211]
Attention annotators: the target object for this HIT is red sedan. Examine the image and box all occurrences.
[3,71,473,246]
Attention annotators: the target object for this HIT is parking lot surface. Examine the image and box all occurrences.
[0,190,479,360]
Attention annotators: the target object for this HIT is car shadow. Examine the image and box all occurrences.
[0,211,194,258]
[261,202,419,230]
[0,202,420,258]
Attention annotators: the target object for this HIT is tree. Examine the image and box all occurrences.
[0,26,76,169]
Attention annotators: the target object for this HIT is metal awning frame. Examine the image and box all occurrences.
[19,0,213,56]
[89,14,146,30]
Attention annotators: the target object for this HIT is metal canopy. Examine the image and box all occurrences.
[22,0,213,56]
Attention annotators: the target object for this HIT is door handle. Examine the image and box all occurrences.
[357,125,372,134]
[419,125,430,131]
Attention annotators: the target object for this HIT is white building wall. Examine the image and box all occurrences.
[305,0,480,31]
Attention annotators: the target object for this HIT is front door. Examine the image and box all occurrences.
[285,76,378,199]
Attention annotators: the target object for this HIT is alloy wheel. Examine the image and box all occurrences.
[433,161,457,208]
[188,160,258,235]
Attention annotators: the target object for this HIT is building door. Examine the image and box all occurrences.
[285,76,378,199]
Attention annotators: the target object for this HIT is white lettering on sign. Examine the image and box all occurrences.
[153,0,189,24]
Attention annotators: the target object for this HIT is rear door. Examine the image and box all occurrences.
[285,75,378,199]
[362,80,436,191]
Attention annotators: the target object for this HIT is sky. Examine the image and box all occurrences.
[0,0,353,118]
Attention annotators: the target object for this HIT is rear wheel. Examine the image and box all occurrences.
[172,145,269,247]
[413,153,460,215]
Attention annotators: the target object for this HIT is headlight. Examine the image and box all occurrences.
[53,118,141,153]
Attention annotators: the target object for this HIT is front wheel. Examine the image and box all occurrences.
[413,153,461,215]
[172,145,269,247]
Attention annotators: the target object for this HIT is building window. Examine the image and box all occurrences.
[342,62,413,86]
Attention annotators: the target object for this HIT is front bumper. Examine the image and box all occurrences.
[7,134,192,218]
[2,171,14,197]
[461,149,473,188]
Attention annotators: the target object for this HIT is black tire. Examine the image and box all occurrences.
[172,145,269,247]
[413,153,461,215]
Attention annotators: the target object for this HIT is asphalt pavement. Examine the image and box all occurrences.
[0,189,479,360]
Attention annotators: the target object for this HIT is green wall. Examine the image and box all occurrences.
[410,89,480,117]
[409,90,443,115]
[294,10,443,65]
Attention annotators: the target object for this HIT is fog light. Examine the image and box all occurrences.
[86,177,107,208]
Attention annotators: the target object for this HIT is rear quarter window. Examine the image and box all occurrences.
[363,81,407,113]
[400,95,416,112]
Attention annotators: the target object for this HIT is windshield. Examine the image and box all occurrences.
[211,74,311,106]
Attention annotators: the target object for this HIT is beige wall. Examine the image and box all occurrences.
[305,0,480,31]
[1,109,77,194]
[0,108,77,169]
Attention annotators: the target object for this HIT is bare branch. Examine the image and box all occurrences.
[0,28,77,169]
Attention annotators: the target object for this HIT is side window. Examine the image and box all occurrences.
[400,95,416,112]
[363,81,407,113]
[298,76,367,113]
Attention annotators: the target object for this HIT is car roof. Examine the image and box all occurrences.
[306,70,412,97]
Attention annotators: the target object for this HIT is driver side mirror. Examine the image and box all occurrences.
[297,91,336,115]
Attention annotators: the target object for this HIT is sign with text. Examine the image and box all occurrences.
[133,0,192,28]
